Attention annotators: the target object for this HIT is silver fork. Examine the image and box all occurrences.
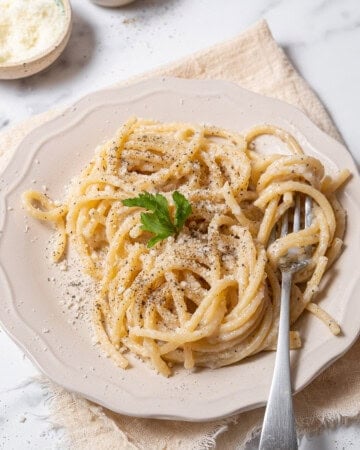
[259,195,312,450]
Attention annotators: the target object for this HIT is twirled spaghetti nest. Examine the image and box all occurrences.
[23,118,348,376]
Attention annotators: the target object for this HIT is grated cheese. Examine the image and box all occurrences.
[0,0,66,64]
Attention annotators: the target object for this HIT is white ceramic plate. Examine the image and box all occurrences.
[1,78,360,421]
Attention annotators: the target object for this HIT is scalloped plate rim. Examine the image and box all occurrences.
[0,77,360,421]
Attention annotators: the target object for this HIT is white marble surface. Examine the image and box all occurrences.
[1,0,360,448]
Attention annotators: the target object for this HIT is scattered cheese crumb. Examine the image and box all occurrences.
[91,337,100,346]
[122,17,136,25]
[58,260,68,271]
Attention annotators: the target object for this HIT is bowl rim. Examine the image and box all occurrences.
[91,0,136,6]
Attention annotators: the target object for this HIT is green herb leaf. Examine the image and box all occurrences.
[140,211,175,239]
[173,191,192,231]
[147,234,169,248]
[122,191,192,247]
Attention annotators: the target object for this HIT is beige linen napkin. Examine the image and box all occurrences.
[1,20,359,449]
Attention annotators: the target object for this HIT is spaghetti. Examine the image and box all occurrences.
[22,118,349,376]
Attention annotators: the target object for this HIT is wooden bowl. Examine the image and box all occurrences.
[0,0,72,80]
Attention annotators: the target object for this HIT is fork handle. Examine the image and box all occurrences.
[259,271,298,450]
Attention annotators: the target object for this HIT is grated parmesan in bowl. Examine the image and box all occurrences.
[0,0,72,79]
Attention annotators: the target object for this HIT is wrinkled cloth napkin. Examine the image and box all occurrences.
[1,19,359,450]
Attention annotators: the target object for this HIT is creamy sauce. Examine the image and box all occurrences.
[0,0,66,64]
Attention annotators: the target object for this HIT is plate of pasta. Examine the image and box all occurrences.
[1,77,360,421]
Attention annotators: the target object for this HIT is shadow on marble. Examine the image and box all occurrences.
[284,44,360,171]
[283,46,346,134]
[283,44,360,170]
[0,7,95,91]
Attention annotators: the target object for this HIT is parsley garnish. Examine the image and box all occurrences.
[122,191,192,247]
